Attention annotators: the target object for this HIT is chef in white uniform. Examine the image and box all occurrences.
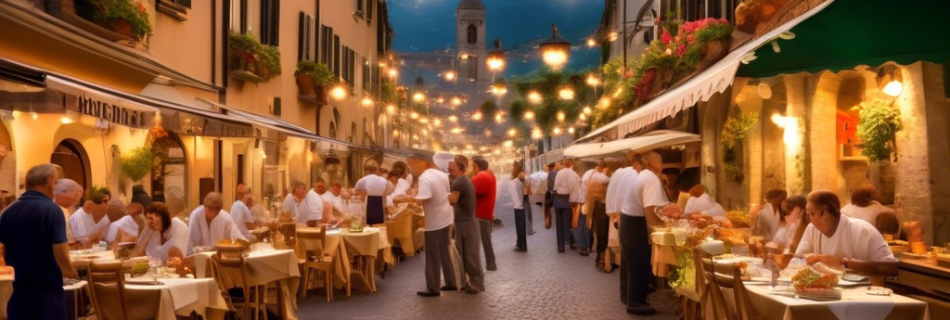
[186,193,245,255]
[796,190,897,267]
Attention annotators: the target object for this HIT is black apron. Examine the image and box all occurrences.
[366,195,385,225]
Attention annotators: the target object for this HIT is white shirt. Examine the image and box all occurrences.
[186,206,245,255]
[415,168,453,231]
[68,208,111,243]
[755,204,782,241]
[387,178,411,206]
[509,178,525,210]
[605,167,632,214]
[771,220,800,250]
[281,193,296,213]
[355,174,390,196]
[841,201,893,226]
[553,167,581,203]
[619,169,642,215]
[290,190,324,224]
[321,191,345,214]
[795,215,897,262]
[529,172,548,196]
[136,217,188,261]
[578,169,595,205]
[229,200,255,239]
[627,170,669,217]
[105,215,139,243]
[60,206,74,242]
[684,193,726,218]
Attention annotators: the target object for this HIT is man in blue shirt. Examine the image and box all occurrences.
[0,164,79,320]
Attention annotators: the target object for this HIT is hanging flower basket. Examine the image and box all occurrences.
[698,36,732,71]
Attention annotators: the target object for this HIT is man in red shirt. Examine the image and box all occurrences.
[471,157,497,271]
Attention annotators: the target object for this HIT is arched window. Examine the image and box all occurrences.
[467,24,477,44]
[151,133,188,215]
[50,139,90,191]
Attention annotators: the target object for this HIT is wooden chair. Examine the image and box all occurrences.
[211,250,267,320]
[713,264,755,320]
[298,226,343,301]
[86,260,142,320]
[696,247,728,320]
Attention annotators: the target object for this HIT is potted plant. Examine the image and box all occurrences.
[119,146,155,182]
[295,60,335,103]
[78,0,153,41]
[228,32,282,83]
[855,99,903,162]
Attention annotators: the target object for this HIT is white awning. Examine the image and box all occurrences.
[577,0,835,143]
[565,130,700,159]
[537,148,564,165]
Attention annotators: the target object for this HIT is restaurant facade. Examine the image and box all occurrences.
[0,0,397,217]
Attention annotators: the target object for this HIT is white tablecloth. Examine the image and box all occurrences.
[743,283,931,320]
[124,278,225,320]
[190,249,301,320]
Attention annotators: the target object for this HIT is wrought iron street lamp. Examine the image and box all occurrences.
[486,39,505,72]
[539,23,571,69]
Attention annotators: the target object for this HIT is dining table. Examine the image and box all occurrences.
[189,249,301,320]
[742,282,931,320]
[120,277,227,320]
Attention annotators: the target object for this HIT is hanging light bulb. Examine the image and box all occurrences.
[531,127,542,139]
[558,88,575,100]
[449,115,458,123]
[331,85,347,100]
[579,113,587,121]
[553,127,562,135]
[472,112,483,121]
[484,129,492,137]
[451,127,464,134]
[523,110,535,120]
[434,119,442,126]
[527,91,543,104]
[444,71,456,81]
[386,105,396,114]
[491,85,508,96]
[410,112,419,119]
[608,31,619,42]
[586,38,597,48]
[436,96,445,104]
[539,24,571,69]
[361,97,373,107]
[412,92,426,102]
[419,117,429,124]
[507,128,517,137]
[556,111,566,122]
[503,140,513,147]
[568,127,575,134]
[494,112,504,123]
[387,68,398,78]
[883,80,903,97]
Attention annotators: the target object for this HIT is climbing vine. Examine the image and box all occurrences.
[721,111,759,182]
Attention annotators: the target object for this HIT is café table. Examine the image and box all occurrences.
[742,282,931,320]
[189,249,301,320]
[324,227,393,293]
[650,231,677,277]
[121,277,226,320]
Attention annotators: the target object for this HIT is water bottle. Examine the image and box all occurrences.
[98,241,107,253]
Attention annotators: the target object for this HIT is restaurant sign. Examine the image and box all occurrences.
[68,94,153,129]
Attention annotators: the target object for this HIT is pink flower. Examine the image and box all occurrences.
[661,30,672,45]
[686,34,696,44]
[676,44,686,57]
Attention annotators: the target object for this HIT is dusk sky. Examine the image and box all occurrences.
[388,0,606,77]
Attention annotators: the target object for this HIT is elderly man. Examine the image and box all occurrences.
[69,187,112,247]
[355,161,394,226]
[797,190,897,267]
[625,152,673,315]
[186,193,245,255]
[287,181,326,227]
[0,164,79,320]
[395,150,456,297]
[54,179,83,242]
[230,183,256,239]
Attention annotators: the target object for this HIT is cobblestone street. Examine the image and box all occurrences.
[300,184,679,320]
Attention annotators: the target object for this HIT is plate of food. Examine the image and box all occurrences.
[792,268,841,300]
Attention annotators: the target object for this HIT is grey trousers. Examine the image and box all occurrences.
[424,226,457,293]
[454,220,484,291]
[478,218,496,269]
[524,195,535,234]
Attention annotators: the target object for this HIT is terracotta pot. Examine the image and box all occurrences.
[296,74,317,97]
[698,37,732,71]
[315,85,328,105]
[110,19,136,39]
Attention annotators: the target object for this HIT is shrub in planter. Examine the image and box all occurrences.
[80,0,153,41]
[856,98,902,162]
[228,32,282,82]
[295,61,335,99]
[119,146,155,182]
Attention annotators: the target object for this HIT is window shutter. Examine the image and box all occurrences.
[315,0,321,62]
[366,0,373,24]
[298,12,305,61]
[333,34,340,79]
[173,0,191,8]
[260,0,280,46]
[356,0,364,15]
[260,0,270,44]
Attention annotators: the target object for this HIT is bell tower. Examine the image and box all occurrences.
[456,0,487,84]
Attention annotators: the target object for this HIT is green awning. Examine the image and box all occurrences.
[736,0,950,78]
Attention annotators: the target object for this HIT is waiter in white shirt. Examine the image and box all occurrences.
[288,181,326,227]
[186,193,245,255]
[394,149,457,297]
[624,152,677,315]
[796,190,898,267]
[354,160,394,226]
[553,158,581,253]
[230,183,256,239]
[615,151,643,304]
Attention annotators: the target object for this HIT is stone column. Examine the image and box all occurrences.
[895,62,935,244]
[783,74,807,195]
[921,62,950,246]
[809,72,841,193]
